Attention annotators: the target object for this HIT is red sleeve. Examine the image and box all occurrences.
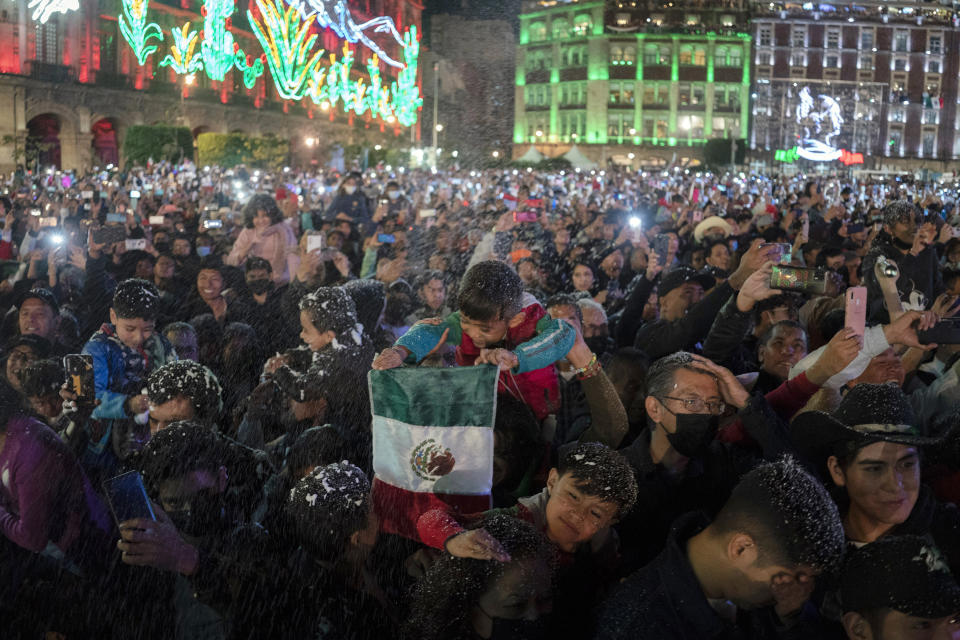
[764,372,820,421]
[417,509,466,550]
[718,373,820,446]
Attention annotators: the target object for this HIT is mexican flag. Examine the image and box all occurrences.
[369,365,499,539]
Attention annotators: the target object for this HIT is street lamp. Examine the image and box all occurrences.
[492,150,500,158]
[185,74,195,86]
[435,124,444,132]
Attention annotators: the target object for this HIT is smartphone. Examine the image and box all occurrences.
[802,216,810,239]
[770,265,828,294]
[692,209,703,223]
[379,198,389,205]
[148,215,165,226]
[845,286,867,337]
[419,208,437,218]
[106,213,126,224]
[654,234,671,267]
[92,226,127,245]
[125,239,147,251]
[39,217,58,228]
[29,208,41,217]
[81,190,93,200]
[202,219,223,229]
[918,317,960,344]
[130,190,141,199]
[63,354,95,402]
[306,233,325,254]
[377,233,396,244]
[103,471,156,527]
[513,210,538,223]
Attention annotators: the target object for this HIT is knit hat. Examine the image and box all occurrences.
[299,287,359,335]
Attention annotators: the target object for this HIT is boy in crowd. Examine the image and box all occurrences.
[595,456,846,639]
[80,278,178,477]
[373,260,577,420]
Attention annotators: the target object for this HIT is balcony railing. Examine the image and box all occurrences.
[25,60,74,83]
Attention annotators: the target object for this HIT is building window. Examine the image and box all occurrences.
[888,128,903,156]
[891,73,908,103]
[923,109,939,125]
[572,14,591,36]
[678,115,704,138]
[650,13,664,26]
[826,29,840,49]
[678,83,691,106]
[615,13,630,27]
[693,47,706,66]
[679,46,693,65]
[560,111,586,138]
[530,22,546,42]
[36,19,60,64]
[643,84,669,105]
[791,52,806,67]
[611,45,635,65]
[757,51,772,66]
[758,25,772,47]
[860,27,874,50]
[928,59,941,74]
[715,46,727,66]
[892,57,908,72]
[791,27,805,48]
[552,19,569,39]
[929,33,943,55]
[562,45,586,67]
[926,76,941,105]
[720,14,734,27]
[692,84,705,105]
[860,54,874,71]
[685,14,700,26]
[526,50,547,71]
[825,54,840,68]
[607,114,632,138]
[729,47,742,67]
[894,30,909,52]
[922,130,937,157]
[610,82,635,104]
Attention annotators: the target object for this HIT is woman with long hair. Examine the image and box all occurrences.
[225,194,299,284]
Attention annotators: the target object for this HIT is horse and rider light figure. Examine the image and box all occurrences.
[795,85,846,162]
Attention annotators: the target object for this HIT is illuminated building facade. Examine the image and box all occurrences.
[751,1,960,167]
[0,0,422,172]
[514,0,751,166]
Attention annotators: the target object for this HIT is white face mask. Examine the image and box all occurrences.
[387,190,399,200]
[344,185,357,195]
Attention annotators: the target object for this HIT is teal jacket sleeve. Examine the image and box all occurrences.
[82,340,129,420]
[513,318,576,374]
[395,314,463,363]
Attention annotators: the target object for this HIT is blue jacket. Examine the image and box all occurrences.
[82,323,178,421]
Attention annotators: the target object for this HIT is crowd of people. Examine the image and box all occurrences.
[1,157,959,639]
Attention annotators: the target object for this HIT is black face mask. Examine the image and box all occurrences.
[892,235,914,251]
[584,336,610,356]
[167,489,226,537]
[659,410,719,458]
[247,279,272,295]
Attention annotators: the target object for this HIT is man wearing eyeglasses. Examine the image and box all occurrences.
[615,350,781,575]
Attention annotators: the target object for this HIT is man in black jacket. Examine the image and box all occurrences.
[862,201,943,322]
[595,457,845,640]
[632,240,776,360]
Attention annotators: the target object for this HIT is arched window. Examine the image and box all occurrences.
[693,47,706,66]
[573,14,592,36]
[679,46,693,65]
[552,19,569,39]
[623,45,636,64]
[610,45,623,63]
[530,22,546,41]
[660,45,671,64]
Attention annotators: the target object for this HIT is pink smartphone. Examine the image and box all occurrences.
[845,286,867,337]
[802,216,810,238]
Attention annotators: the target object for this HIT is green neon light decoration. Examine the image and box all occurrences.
[775,147,799,162]
[248,0,325,100]
[118,0,163,65]
[161,22,203,75]
[198,0,265,86]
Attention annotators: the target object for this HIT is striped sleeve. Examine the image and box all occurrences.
[513,318,576,374]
